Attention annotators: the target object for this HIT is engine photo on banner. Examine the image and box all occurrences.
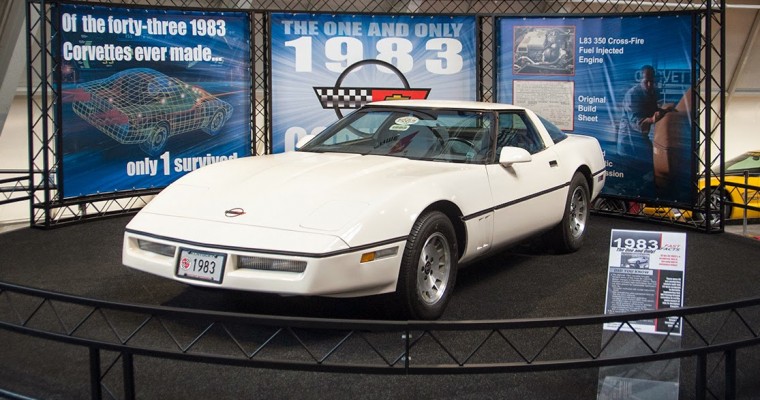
[70,68,233,157]
[513,26,575,76]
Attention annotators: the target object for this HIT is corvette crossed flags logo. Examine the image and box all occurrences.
[313,59,430,118]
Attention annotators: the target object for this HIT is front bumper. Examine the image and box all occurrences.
[122,229,406,298]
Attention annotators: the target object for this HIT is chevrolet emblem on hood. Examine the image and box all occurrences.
[224,208,246,217]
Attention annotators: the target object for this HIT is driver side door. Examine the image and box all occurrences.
[487,112,567,246]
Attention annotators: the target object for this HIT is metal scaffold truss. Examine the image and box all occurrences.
[20,0,722,229]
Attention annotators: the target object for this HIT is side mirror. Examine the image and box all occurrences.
[295,134,316,150]
[498,146,532,166]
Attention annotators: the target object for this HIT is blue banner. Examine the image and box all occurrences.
[58,4,251,198]
[270,13,478,153]
[497,15,694,203]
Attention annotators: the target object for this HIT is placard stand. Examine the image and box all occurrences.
[597,229,687,400]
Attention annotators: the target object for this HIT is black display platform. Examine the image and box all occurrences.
[1,214,759,399]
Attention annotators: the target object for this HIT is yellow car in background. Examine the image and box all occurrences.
[695,150,760,225]
[599,151,760,225]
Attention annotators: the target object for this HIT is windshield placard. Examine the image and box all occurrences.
[395,116,419,125]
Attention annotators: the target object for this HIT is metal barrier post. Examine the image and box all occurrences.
[123,352,135,400]
[696,353,707,400]
[725,349,736,400]
[89,348,102,400]
[403,329,410,372]
[743,171,749,236]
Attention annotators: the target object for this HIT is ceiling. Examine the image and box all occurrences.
[724,1,760,100]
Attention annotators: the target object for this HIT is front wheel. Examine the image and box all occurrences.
[397,211,458,320]
[203,109,227,135]
[693,188,731,227]
[547,172,590,253]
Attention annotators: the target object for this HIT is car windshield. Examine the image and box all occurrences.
[725,151,760,174]
[299,107,494,163]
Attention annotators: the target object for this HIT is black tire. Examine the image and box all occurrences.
[396,211,458,320]
[139,123,170,157]
[547,172,590,253]
[592,198,627,213]
[693,188,731,227]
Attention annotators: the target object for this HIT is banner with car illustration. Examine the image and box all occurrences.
[270,13,478,153]
[496,15,695,204]
[57,4,251,198]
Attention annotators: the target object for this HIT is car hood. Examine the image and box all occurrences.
[135,151,469,239]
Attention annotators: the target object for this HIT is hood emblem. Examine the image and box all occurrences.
[224,208,246,218]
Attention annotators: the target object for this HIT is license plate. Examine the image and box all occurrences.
[176,248,226,283]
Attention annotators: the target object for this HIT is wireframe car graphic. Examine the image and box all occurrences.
[123,100,606,319]
[70,68,232,156]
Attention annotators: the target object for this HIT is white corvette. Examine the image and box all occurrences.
[123,100,605,319]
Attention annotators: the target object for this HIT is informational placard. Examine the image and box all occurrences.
[497,15,695,204]
[598,229,686,400]
[270,13,478,153]
[57,4,251,198]
[603,229,686,335]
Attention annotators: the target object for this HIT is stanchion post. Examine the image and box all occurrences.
[89,347,102,400]
[725,349,736,400]
[696,353,707,400]
[403,330,411,371]
[743,171,749,235]
[123,352,135,400]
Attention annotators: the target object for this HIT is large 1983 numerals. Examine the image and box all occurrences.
[284,36,463,75]
[612,237,660,251]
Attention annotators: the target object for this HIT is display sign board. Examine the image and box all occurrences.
[270,13,478,153]
[603,229,687,335]
[57,4,251,198]
[496,15,695,204]
[597,229,687,400]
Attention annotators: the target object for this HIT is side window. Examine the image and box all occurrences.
[537,114,567,144]
[496,112,544,155]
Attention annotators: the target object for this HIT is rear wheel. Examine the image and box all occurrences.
[397,211,458,320]
[139,123,169,156]
[592,198,627,213]
[547,172,590,253]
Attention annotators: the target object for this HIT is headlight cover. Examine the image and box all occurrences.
[137,239,176,257]
[237,256,307,273]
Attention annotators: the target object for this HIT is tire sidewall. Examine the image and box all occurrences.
[399,211,458,320]
[696,188,730,226]
[559,173,590,252]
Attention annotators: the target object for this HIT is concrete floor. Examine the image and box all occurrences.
[0,96,29,226]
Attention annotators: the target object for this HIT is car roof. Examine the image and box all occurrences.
[366,99,528,111]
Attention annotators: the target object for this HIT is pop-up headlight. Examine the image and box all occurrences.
[237,256,307,273]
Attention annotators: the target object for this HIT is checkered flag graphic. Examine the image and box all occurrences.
[314,87,372,109]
